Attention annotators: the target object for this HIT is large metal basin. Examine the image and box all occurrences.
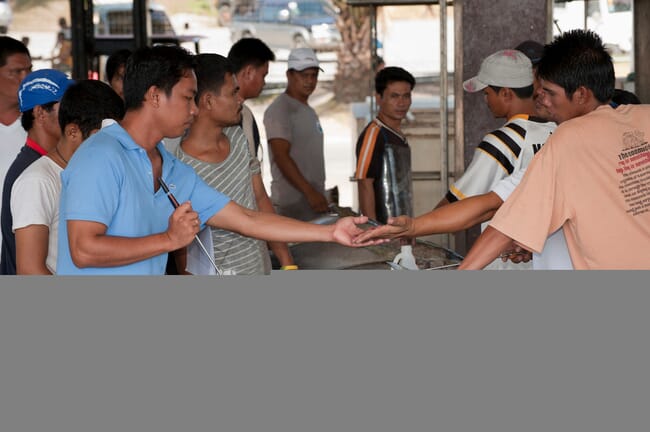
[276,208,464,270]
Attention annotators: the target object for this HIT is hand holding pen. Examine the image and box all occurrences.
[159,177,223,275]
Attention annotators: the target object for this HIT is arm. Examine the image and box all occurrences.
[357,178,377,220]
[15,225,52,275]
[457,225,515,270]
[207,201,382,247]
[354,191,503,243]
[251,172,295,267]
[268,137,329,213]
[67,202,200,268]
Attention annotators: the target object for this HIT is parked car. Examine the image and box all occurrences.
[229,0,341,52]
[0,0,12,34]
[93,0,202,55]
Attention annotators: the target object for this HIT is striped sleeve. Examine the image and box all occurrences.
[355,122,382,179]
[448,124,525,200]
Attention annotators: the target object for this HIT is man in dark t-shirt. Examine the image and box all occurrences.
[354,66,416,224]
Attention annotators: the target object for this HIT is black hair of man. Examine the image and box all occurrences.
[122,44,196,111]
[105,49,132,82]
[515,40,544,66]
[537,29,615,103]
[227,37,275,73]
[0,36,31,67]
[194,53,234,100]
[20,101,57,132]
[612,88,641,105]
[375,66,415,96]
[488,84,535,99]
[58,80,126,139]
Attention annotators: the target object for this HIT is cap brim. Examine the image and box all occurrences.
[463,76,487,93]
[289,65,324,72]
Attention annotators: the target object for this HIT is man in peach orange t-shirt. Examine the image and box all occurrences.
[459,29,650,270]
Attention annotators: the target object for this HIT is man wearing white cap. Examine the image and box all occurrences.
[263,47,328,221]
[443,49,556,269]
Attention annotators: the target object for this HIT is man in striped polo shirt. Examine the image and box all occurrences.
[174,54,293,275]
[444,49,555,269]
[354,66,416,224]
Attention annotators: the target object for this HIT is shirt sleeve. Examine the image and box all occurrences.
[448,147,508,202]
[489,136,569,253]
[61,144,122,226]
[354,123,383,180]
[448,128,520,202]
[263,98,292,142]
[11,170,57,232]
[491,166,526,202]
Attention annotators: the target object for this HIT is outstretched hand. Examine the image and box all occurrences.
[332,216,390,247]
[352,215,414,244]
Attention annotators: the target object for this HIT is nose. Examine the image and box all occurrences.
[190,99,199,116]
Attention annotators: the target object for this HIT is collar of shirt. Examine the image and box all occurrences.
[25,137,48,156]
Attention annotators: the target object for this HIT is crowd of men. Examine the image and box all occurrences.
[0,27,648,274]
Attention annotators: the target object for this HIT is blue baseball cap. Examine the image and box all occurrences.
[18,69,74,112]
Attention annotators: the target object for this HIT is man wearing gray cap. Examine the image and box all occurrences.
[263,47,328,221]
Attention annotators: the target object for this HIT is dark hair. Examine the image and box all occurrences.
[0,36,31,67]
[20,101,57,132]
[515,40,544,66]
[227,38,275,73]
[105,49,132,82]
[537,30,615,103]
[58,80,126,139]
[375,66,415,96]
[123,45,196,111]
[612,88,641,105]
[194,53,234,100]
[488,84,535,99]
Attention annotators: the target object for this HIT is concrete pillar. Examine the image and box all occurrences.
[634,0,650,103]
[453,0,549,255]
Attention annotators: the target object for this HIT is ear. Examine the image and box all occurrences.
[242,64,256,81]
[573,86,590,104]
[33,105,46,121]
[145,85,161,108]
[64,123,81,139]
[499,87,513,101]
[199,91,212,110]
[374,92,382,105]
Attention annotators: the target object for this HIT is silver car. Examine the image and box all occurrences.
[230,0,341,52]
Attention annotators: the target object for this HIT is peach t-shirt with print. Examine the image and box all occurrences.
[490,104,650,269]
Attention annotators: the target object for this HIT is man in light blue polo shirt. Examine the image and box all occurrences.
[57,45,378,275]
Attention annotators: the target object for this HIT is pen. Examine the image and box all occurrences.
[158,177,222,275]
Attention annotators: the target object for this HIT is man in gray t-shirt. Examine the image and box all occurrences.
[263,48,327,222]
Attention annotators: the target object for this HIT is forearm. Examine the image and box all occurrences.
[69,228,175,268]
[256,189,295,266]
[357,179,377,220]
[209,202,334,244]
[413,193,502,236]
[458,225,513,270]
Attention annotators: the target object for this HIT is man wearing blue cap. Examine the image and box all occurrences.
[0,68,72,274]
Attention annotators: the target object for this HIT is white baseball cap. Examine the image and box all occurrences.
[463,49,533,93]
[287,48,323,72]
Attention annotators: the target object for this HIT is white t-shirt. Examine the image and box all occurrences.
[492,168,573,270]
[0,116,27,246]
[11,156,62,273]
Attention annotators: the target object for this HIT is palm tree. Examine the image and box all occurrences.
[332,1,373,103]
